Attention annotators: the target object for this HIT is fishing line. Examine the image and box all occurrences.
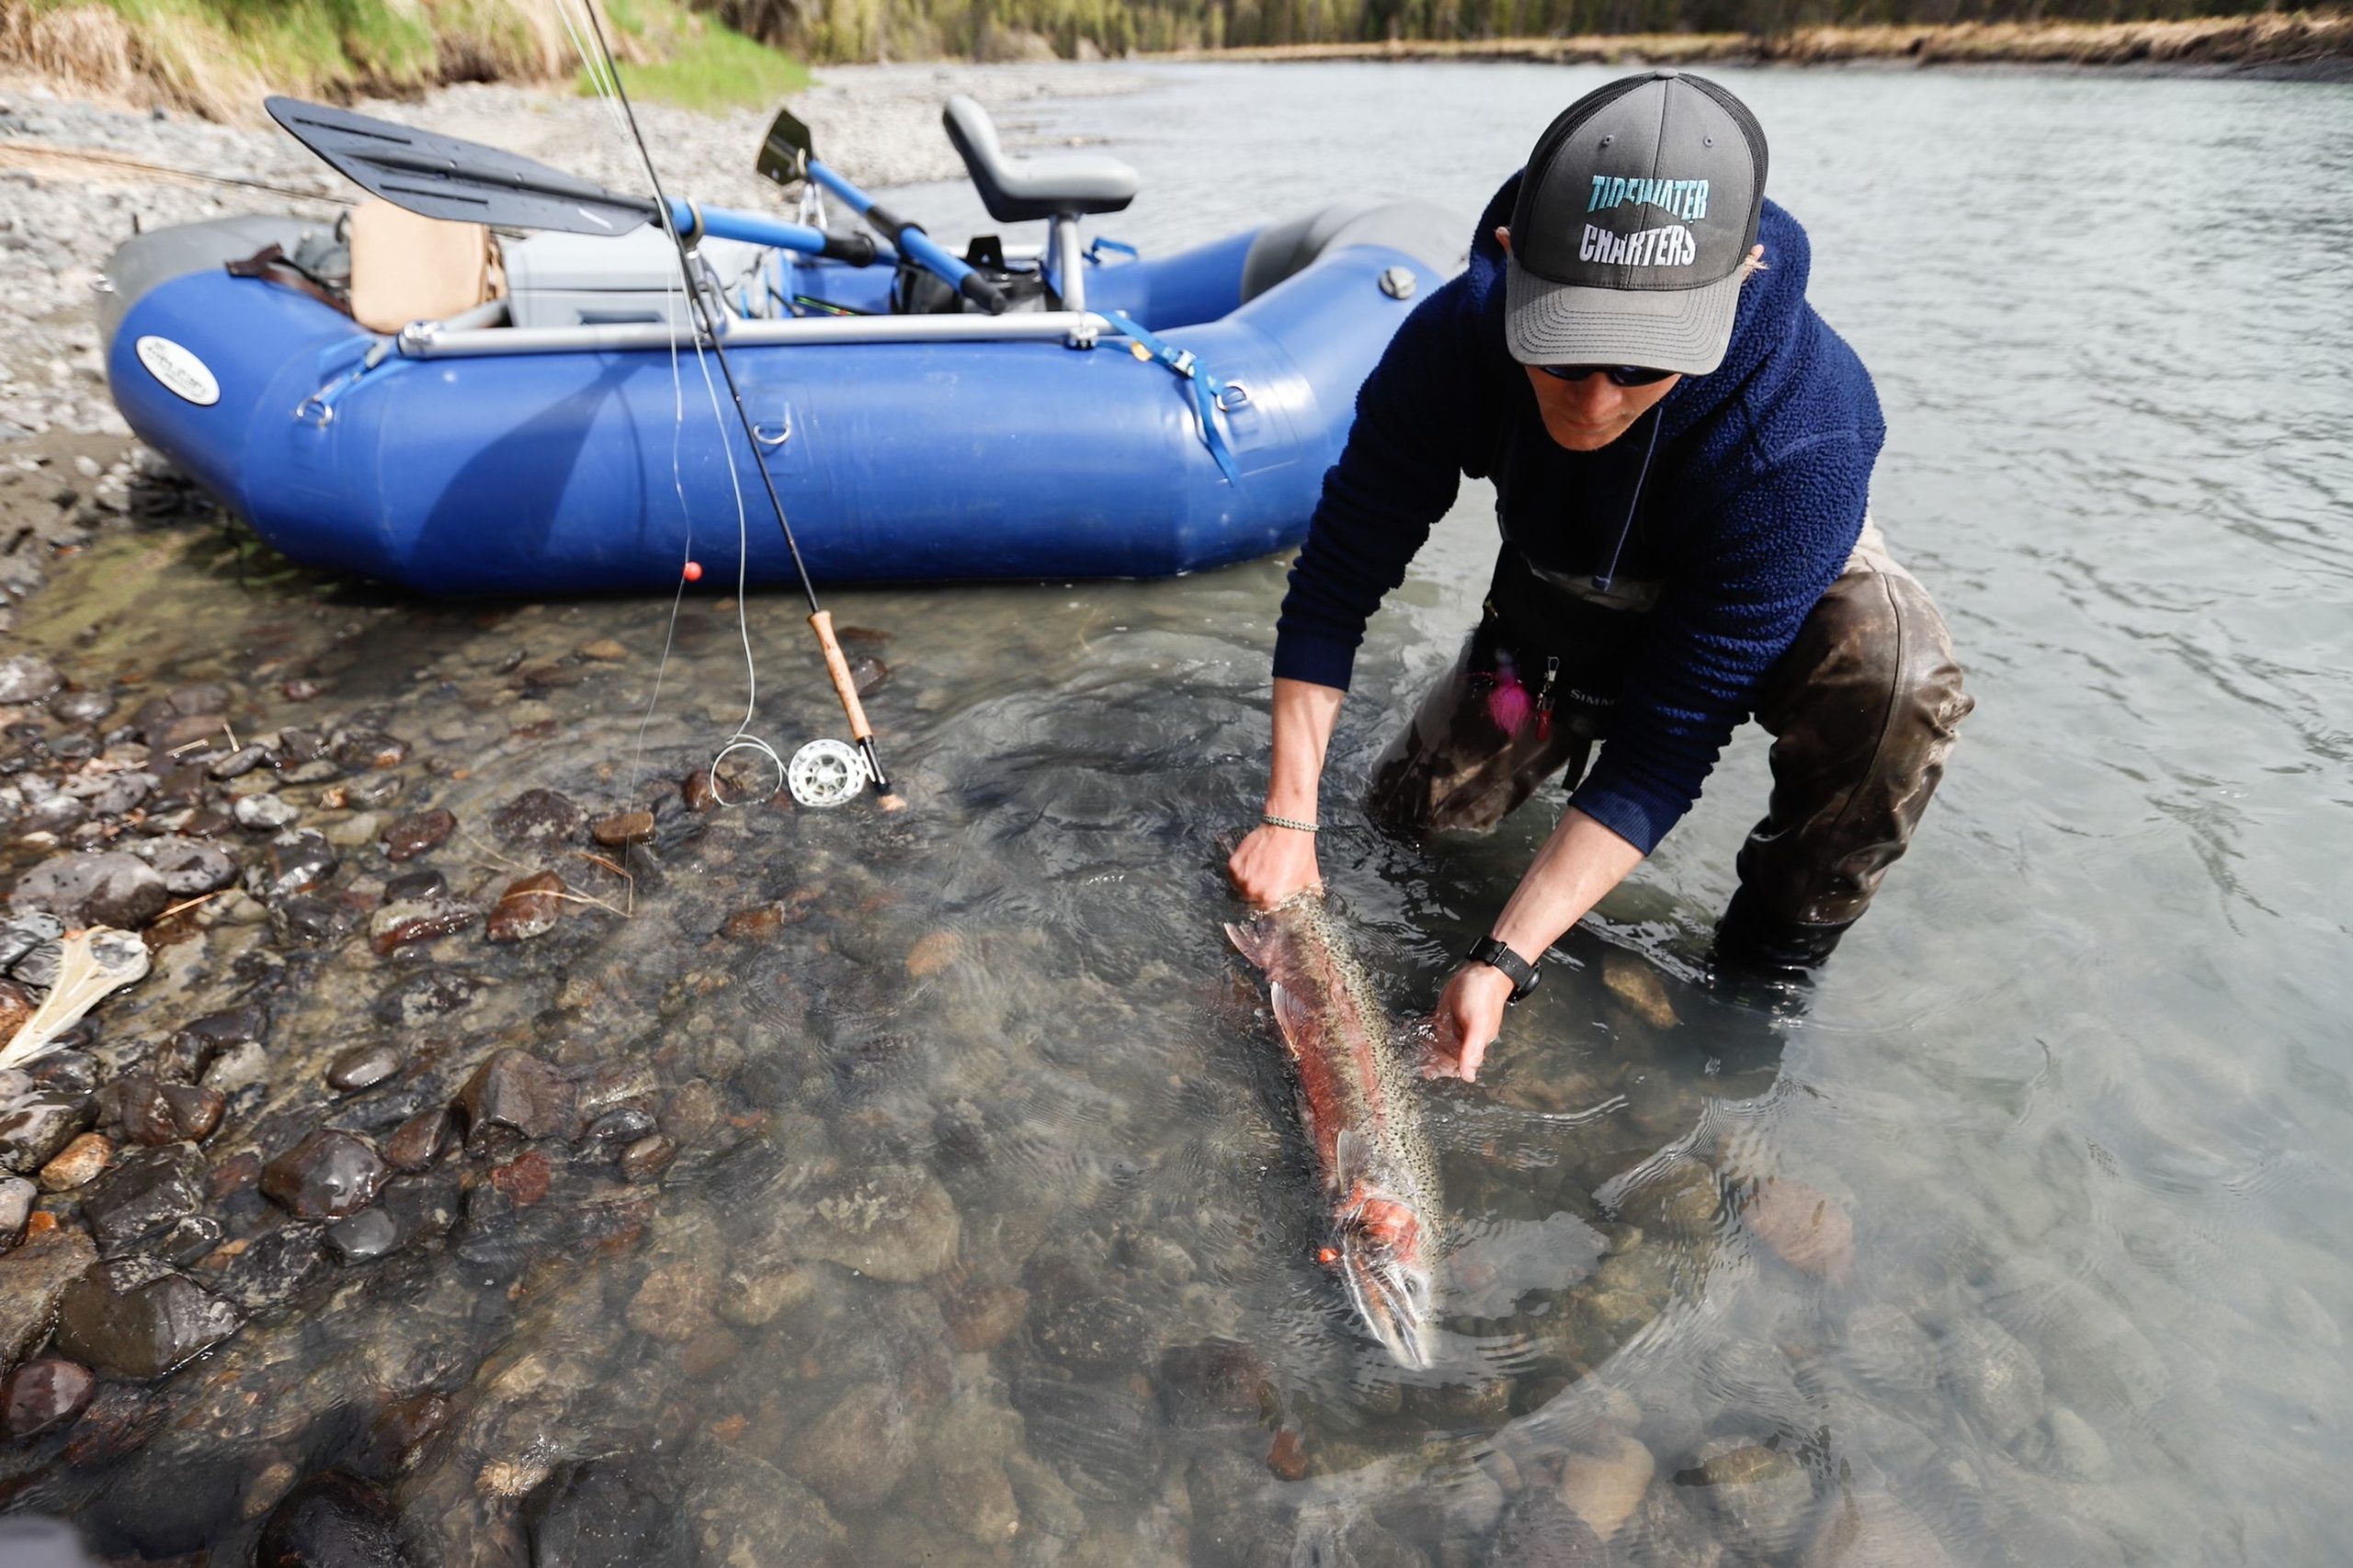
[566,0,892,808]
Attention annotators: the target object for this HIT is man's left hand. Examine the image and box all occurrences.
[1428,963,1516,1083]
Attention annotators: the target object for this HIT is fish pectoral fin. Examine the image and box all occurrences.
[1267,982,1314,1060]
[1224,918,1275,972]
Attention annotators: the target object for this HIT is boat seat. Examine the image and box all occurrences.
[942,95,1138,224]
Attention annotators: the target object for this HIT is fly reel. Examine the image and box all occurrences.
[787,737,869,808]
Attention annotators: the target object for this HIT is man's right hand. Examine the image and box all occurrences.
[1227,822,1322,910]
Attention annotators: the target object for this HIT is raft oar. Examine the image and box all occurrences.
[266,90,909,810]
[756,108,1010,316]
[263,97,897,271]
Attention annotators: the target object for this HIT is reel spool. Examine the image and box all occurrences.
[787,737,869,808]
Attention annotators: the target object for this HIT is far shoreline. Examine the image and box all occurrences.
[1139,12,2353,80]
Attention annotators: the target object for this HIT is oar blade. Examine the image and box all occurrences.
[266,96,656,236]
[756,106,814,188]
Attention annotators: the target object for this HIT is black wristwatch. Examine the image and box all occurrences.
[1466,935,1540,1004]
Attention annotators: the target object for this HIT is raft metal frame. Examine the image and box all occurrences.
[395,309,1116,359]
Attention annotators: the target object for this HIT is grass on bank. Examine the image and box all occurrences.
[0,0,807,121]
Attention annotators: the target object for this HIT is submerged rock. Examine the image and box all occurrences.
[8,850,169,928]
[0,653,62,706]
[1492,1489,1609,1567]
[54,1263,243,1379]
[220,1223,334,1313]
[784,1381,915,1511]
[381,809,455,862]
[261,1130,390,1221]
[0,1175,32,1247]
[79,1142,206,1255]
[1799,1488,1956,1568]
[456,1050,574,1144]
[256,1471,409,1568]
[1,1355,97,1440]
[1939,1317,2045,1451]
[492,789,585,847]
[1744,1177,1854,1281]
[0,1090,91,1175]
[590,810,654,846]
[1674,1439,1816,1559]
[130,835,237,896]
[485,872,565,943]
[940,1279,1029,1355]
[767,1165,959,1283]
[326,1042,404,1094]
[1559,1434,1654,1541]
[0,1226,98,1370]
[367,895,480,956]
[39,1131,113,1191]
[1009,1376,1159,1503]
[1156,1339,1272,1429]
[685,1449,845,1565]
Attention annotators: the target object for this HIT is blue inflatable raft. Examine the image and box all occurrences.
[98,97,1462,595]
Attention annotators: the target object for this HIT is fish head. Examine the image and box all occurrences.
[1331,1186,1438,1370]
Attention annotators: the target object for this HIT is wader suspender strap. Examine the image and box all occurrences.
[1104,310,1243,485]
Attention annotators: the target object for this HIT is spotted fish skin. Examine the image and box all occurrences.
[1226,892,1441,1369]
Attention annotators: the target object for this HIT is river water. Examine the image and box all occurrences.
[9,61,2352,1566]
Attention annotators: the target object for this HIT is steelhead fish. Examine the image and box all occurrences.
[1226,892,1442,1369]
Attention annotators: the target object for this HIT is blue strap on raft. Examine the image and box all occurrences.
[1105,310,1242,485]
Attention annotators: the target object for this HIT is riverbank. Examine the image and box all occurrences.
[1158,10,2353,75]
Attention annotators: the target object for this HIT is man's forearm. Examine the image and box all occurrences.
[1265,677,1345,819]
[1486,807,1646,957]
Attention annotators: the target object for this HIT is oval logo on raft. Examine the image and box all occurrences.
[134,335,220,407]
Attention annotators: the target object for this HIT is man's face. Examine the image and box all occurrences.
[1498,224,1682,452]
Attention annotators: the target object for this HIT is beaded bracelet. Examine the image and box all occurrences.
[1260,813,1319,834]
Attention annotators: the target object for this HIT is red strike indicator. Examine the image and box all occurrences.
[682,561,703,582]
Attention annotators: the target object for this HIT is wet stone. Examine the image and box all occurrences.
[165,1007,267,1085]
[8,850,169,928]
[484,871,564,943]
[40,1131,113,1191]
[1157,1339,1273,1428]
[581,1106,657,1152]
[0,653,61,706]
[325,1206,402,1264]
[25,1052,95,1097]
[1009,1376,1159,1504]
[688,1449,846,1566]
[618,1135,675,1181]
[0,1090,91,1175]
[156,1214,223,1268]
[1493,1490,1609,1567]
[382,869,448,903]
[367,894,479,955]
[1940,1316,2046,1450]
[457,1050,574,1144]
[381,808,454,862]
[338,770,405,810]
[681,769,718,812]
[2,1355,97,1440]
[940,1279,1029,1354]
[786,1381,915,1512]
[1675,1439,1817,1559]
[0,1175,32,1247]
[492,788,585,846]
[326,1042,403,1094]
[330,728,407,772]
[55,1264,243,1380]
[220,1224,332,1314]
[51,689,115,726]
[1031,1292,1153,1380]
[260,1130,389,1221]
[256,1471,404,1568]
[371,967,478,1029]
[272,894,355,946]
[0,1227,97,1371]
[99,1073,178,1146]
[591,809,654,846]
[130,835,238,896]
[383,1105,454,1172]
[205,744,268,780]
[259,829,337,898]
[80,1143,205,1255]
[233,792,300,831]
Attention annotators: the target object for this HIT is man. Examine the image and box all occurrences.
[1227,70,1972,1082]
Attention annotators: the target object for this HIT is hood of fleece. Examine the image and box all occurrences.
[1465,172,1815,438]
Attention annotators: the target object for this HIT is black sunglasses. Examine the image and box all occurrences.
[1534,364,1677,387]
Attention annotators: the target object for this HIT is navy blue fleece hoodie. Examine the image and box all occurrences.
[1273,176,1884,854]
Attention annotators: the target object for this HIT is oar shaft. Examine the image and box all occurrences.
[670,199,892,267]
[803,161,1008,315]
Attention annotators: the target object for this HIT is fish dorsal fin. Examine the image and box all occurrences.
[1267,981,1314,1059]
[1335,1127,1369,1193]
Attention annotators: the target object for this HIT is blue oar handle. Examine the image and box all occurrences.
[801,162,1009,316]
[665,199,892,267]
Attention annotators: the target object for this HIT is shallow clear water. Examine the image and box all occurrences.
[13,61,2353,1566]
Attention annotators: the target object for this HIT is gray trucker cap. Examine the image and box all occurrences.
[1504,70,1768,376]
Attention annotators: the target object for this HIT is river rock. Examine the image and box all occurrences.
[686,1449,846,1564]
[220,1223,333,1313]
[259,829,337,897]
[255,1471,406,1568]
[205,744,267,780]
[55,1263,243,1379]
[492,788,585,846]
[367,894,480,955]
[1,1355,97,1440]
[525,1456,683,1568]
[0,653,61,706]
[939,1278,1029,1354]
[381,808,455,862]
[1675,1439,1818,1559]
[370,967,479,1029]
[260,1129,389,1220]
[80,1142,204,1254]
[1560,1433,1654,1540]
[323,1042,402,1095]
[457,1050,575,1144]
[0,1226,97,1370]
[1009,1376,1159,1503]
[485,871,565,943]
[40,1131,113,1191]
[1799,1488,1956,1568]
[591,809,654,846]
[626,1255,721,1343]
[8,850,169,927]
[1155,1338,1271,1429]
[130,835,238,896]
[1492,1489,1608,1567]
[1031,1290,1152,1379]
[1744,1177,1854,1281]
[0,1175,32,1247]
[233,791,300,831]
[383,1105,455,1172]
[1840,1304,1941,1403]
[326,1206,403,1265]
[51,688,114,725]
[785,1381,915,1511]
[330,728,407,772]
[158,1006,267,1084]
[0,1090,91,1175]
[768,1164,959,1283]
[1939,1317,2045,1450]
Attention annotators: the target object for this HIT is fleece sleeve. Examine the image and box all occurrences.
[1270,280,1492,692]
[1568,434,1872,855]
